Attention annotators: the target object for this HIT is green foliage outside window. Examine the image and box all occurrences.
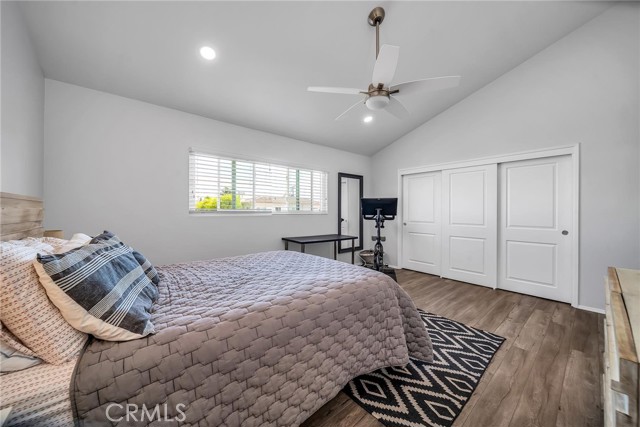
[195,194,252,210]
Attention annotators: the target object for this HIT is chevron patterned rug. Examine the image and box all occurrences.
[344,310,505,427]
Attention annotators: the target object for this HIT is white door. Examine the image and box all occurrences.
[442,164,498,287]
[401,172,441,275]
[499,155,572,302]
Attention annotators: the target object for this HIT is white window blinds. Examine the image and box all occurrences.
[189,150,328,214]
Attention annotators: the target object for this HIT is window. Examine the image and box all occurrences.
[189,150,328,214]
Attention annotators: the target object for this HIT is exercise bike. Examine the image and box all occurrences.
[361,198,397,272]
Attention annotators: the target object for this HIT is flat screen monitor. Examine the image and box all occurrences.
[361,198,398,217]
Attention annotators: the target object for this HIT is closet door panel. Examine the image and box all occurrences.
[401,172,441,275]
[498,155,573,302]
[441,164,497,287]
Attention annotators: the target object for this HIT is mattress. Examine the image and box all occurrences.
[0,359,76,426]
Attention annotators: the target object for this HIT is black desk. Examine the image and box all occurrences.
[282,234,358,264]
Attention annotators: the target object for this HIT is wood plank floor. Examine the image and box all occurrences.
[302,269,604,427]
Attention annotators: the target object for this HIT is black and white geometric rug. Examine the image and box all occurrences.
[344,310,505,427]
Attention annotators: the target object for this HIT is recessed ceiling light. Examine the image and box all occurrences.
[363,115,373,123]
[200,46,216,60]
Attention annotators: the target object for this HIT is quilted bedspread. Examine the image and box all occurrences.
[72,251,433,426]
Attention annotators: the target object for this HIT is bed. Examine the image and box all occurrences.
[0,193,432,426]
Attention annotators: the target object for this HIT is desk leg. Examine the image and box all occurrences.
[301,244,305,254]
[351,239,355,264]
[285,241,289,250]
[334,241,337,260]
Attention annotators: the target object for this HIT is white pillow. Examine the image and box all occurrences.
[52,233,92,254]
[0,242,88,364]
[13,234,92,254]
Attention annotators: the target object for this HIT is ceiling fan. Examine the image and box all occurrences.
[308,7,461,120]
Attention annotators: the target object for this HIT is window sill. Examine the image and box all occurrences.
[189,210,328,216]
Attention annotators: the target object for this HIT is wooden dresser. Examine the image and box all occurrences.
[604,267,639,427]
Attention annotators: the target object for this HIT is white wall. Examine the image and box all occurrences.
[1,2,44,197]
[370,3,639,310]
[44,80,371,265]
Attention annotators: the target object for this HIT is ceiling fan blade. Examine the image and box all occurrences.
[308,86,364,95]
[335,100,364,121]
[390,76,461,94]
[371,45,400,86]
[386,96,410,119]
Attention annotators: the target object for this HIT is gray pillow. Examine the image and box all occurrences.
[34,233,158,341]
[91,231,160,285]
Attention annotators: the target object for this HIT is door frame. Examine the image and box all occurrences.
[396,144,580,307]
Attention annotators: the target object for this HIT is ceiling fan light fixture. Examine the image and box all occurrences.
[199,46,216,60]
[365,95,390,110]
[308,7,461,122]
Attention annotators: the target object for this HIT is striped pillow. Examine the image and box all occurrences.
[91,231,159,285]
[33,235,158,341]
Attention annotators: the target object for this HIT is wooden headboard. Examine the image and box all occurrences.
[0,192,44,241]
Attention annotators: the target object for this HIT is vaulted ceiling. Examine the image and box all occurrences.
[20,1,611,155]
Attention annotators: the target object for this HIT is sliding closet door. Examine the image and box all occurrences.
[441,164,497,288]
[499,156,573,303]
[401,172,441,275]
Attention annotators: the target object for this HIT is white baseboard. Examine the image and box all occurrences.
[577,304,605,315]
